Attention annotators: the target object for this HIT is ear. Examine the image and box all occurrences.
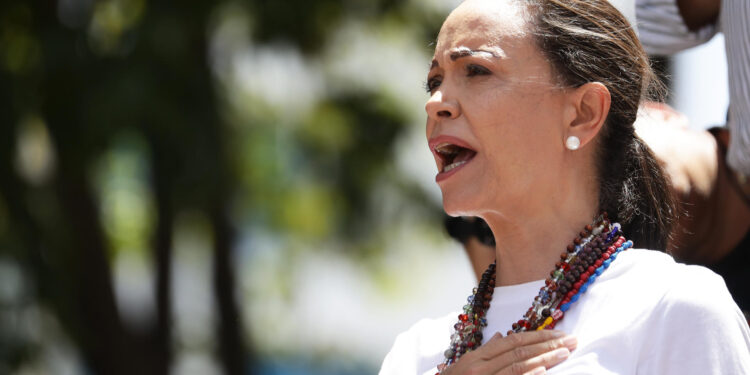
[564,82,611,149]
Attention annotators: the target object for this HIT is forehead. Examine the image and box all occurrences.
[435,0,529,56]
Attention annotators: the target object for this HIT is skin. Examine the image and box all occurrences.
[676,0,720,31]
[425,0,610,373]
[634,105,750,264]
[426,0,610,287]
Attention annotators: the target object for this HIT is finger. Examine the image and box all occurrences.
[482,335,576,373]
[497,347,571,375]
[479,330,567,359]
[491,335,576,366]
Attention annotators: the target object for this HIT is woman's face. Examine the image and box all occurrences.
[426,0,573,218]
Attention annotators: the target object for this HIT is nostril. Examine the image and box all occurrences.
[438,110,452,117]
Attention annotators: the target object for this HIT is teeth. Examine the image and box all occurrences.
[435,143,459,156]
[443,160,466,172]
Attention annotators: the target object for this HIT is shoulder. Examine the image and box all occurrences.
[379,312,455,375]
[615,249,736,308]
[611,249,740,319]
[616,249,750,374]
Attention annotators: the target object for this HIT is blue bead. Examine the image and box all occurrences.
[580,284,588,293]
[571,294,580,303]
[561,303,571,312]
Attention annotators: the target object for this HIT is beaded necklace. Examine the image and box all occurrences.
[437,213,633,373]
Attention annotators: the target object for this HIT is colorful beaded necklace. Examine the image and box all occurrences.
[437,213,633,373]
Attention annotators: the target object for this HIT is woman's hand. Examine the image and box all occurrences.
[441,330,577,375]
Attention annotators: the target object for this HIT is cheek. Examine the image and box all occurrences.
[475,94,564,181]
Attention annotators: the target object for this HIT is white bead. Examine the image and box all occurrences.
[565,136,580,150]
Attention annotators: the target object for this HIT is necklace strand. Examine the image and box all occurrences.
[437,213,633,373]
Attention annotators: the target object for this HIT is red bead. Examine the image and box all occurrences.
[602,253,610,260]
[552,309,564,320]
[574,281,583,289]
[595,259,603,267]
[574,237,582,245]
[588,266,595,273]
[581,273,590,282]
[585,225,593,232]
[459,314,468,322]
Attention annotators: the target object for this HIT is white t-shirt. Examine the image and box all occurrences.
[380,249,750,374]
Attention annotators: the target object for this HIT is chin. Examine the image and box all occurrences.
[441,190,481,217]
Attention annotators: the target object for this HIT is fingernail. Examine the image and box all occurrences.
[555,347,571,360]
[562,335,577,349]
[529,367,546,375]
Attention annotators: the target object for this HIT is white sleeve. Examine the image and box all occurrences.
[380,315,453,375]
[380,329,420,375]
[636,0,718,55]
[636,265,750,374]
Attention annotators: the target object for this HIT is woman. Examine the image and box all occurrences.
[380,0,750,374]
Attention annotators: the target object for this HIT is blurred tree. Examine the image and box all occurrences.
[0,0,446,373]
[0,0,245,373]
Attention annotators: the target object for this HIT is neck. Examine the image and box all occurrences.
[482,188,599,286]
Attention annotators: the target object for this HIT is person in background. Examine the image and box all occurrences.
[636,0,750,318]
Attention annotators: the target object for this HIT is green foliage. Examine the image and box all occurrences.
[0,0,451,372]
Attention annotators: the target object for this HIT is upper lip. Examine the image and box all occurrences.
[428,135,478,172]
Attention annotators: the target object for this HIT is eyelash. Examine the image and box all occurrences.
[425,78,441,93]
[425,64,491,93]
[466,64,490,77]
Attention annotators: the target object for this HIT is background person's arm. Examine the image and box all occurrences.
[677,0,720,31]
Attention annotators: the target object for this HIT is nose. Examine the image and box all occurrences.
[425,91,460,120]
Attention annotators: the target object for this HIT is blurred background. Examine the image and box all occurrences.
[0,0,728,374]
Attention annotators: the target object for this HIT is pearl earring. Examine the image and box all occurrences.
[565,136,581,150]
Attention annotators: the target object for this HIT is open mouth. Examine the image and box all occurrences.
[434,143,477,173]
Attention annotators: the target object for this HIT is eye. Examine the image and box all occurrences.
[466,64,490,77]
[425,76,442,93]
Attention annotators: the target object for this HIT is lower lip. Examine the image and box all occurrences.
[435,158,474,183]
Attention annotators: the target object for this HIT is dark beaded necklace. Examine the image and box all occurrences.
[437,213,633,373]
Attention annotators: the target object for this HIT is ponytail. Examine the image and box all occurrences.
[600,136,677,250]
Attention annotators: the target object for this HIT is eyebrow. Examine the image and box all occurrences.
[430,47,502,69]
